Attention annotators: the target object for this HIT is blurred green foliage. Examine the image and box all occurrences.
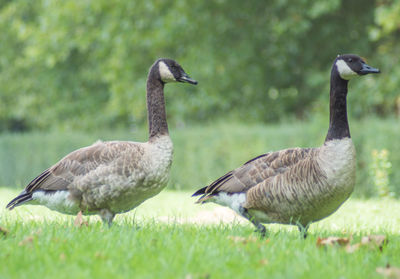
[0,0,397,131]
[1,118,399,198]
[369,149,393,198]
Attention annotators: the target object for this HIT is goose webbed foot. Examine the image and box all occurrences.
[241,208,268,238]
[255,223,267,238]
[100,209,115,227]
[297,223,309,239]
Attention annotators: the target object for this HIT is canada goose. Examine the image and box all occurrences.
[7,58,197,225]
[193,54,379,237]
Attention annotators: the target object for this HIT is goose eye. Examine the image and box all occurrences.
[348,58,353,63]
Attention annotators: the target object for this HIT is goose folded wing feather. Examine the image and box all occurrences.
[25,141,141,193]
[205,147,316,196]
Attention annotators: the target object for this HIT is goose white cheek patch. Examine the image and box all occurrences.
[336,59,357,80]
[158,61,176,82]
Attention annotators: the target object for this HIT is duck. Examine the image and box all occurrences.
[193,54,379,237]
[6,58,197,225]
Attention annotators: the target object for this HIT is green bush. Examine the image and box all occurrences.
[0,0,396,131]
[369,149,392,197]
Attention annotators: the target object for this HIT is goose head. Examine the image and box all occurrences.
[335,54,380,80]
[156,58,198,85]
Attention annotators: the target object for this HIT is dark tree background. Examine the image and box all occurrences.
[0,0,397,131]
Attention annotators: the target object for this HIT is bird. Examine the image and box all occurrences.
[193,54,380,237]
[6,58,197,225]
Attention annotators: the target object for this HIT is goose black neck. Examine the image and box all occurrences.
[325,66,350,142]
[147,67,169,139]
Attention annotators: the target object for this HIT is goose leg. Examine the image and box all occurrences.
[241,208,267,237]
[297,223,309,239]
[255,223,267,237]
[99,209,115,227]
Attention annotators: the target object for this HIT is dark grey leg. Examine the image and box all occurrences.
[99,209,115,227]
[241,208,267,237]
[255,223,267,237]
[297,223,309,239]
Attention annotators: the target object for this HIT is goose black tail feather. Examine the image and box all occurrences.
[6,191,33,210]
[192,171,234,201]
[192,186,208,197]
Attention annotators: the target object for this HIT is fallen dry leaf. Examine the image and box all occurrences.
[228,236,269,245]
[318,235,388,253]
[74,211,88,227]
[346,235,387,253]
[316,236,350,247]
[0,227,9,237]
[18,236,34,246]
[59,253,66,261]
[259,259,269,266]
[376,264,400,279]
[361,235,387,251]
[229,236,258,244]
[345,243,361,253]
[94,251,107,260]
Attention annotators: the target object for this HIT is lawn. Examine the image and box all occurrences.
[0,188,399,279]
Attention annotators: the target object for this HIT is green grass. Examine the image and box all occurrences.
[1,188,400,279]
[0,118,399,197]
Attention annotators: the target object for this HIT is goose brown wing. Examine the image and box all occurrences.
[194,147,315,202]
[25,141,141,193]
